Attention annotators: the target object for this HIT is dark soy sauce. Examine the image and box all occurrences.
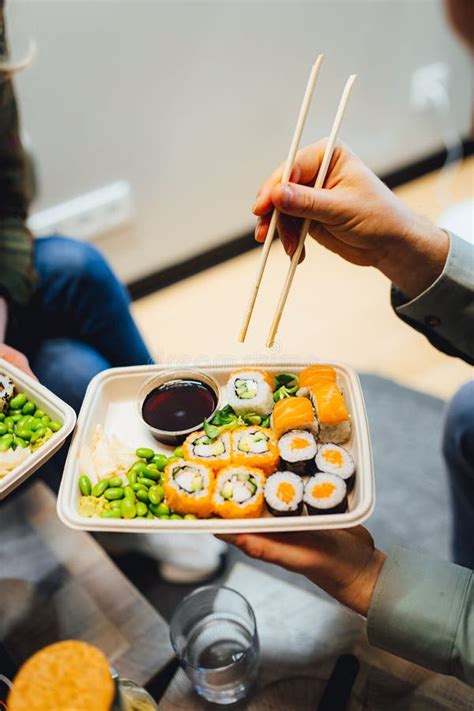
[142,380,217,432]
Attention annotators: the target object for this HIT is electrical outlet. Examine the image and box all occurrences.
[410,61,450,111]
[28,181,133,240]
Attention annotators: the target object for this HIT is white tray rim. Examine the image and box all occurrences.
[57,358,375,533]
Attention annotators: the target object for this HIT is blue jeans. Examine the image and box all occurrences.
[443,380,474,568]
[6,236,152,489]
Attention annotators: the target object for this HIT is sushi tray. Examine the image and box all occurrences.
[57,359,374,533]
[0,358,76,500]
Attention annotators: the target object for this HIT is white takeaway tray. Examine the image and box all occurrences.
[57,358,375,533]
[0,358,77,499]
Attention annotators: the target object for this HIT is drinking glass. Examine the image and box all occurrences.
[170,585,259,705]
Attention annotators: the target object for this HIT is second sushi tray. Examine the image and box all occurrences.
[57,359,375,533]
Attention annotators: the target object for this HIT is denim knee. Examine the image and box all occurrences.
[36,235,119,295]
[442,381,474,471]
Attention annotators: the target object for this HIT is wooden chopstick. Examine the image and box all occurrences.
[238,55,324,343]
[266,74,356,348]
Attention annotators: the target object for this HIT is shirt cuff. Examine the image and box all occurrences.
[367,546,472,676]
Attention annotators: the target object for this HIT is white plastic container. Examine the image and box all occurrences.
[0,358,77,499]
[57,359,374,533]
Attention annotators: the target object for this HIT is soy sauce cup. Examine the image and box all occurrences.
[137,370,221,445]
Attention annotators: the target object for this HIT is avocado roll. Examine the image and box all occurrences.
[264,471,304,516]
[304,473,347,515]
[183,430,232,470]
[231,426,279,474]
[163,459,214,518]
[278,429,317,475]
[316,443,356,491]
[213,465,264,519]
[226,369,274,417]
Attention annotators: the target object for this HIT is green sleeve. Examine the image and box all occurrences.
[367,546,474,683]
[0,7,37,306]
[391,232,474,365]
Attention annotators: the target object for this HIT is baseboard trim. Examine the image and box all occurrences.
[129,137,473,302]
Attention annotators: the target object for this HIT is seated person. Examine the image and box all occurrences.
[222,139,473,683]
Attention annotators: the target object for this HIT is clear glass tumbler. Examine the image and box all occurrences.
[170,585,259,705]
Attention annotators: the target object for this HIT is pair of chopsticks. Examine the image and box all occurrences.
[239,56,356,347]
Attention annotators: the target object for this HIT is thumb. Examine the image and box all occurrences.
[271,182,343,225]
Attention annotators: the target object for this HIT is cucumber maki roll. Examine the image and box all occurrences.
[231,426,279,474]
[0,373,14,412]
[213,465,264,519]
[264,471,304,516]
[163,458,214,518]
[316,443,356,491]
[304,473,348,515]
[278,429,317,475]
[226,369,274,417]
[183,430,232,470]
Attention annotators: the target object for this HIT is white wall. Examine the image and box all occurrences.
[8,0,471,282]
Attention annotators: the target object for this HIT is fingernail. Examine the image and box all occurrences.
[254,218,261,240]
[252,190,262,213]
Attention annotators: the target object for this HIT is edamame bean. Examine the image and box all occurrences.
[17,415,33,429]
[79,475,92,496]
[127,472,138,487]
[34,409,45,419]
[50,421,62,432]
[29,418,42,432]
[124,485,136,502]
[0,412,5,421]
[13,436,28,448]
[135,447,155,461]
[146,511,155,519]
[30,427,46,445]
[22,401,36,416]
[108,476,123,488]
[130,460,148,475]
[91,479,110,497]
[0,423,7,436]
[9,393,27,410]
[159,514,170,520]
[101,509,123,519]
[40,415,51,426]
[184,514,197,520]
[0,434,13,451]
[142,466,160,481]
[104,487,125,501]
[152,453,168,471]
[10,413,21,423]
[110,500,122,511]
[131,483,142,492]
[121,499,137,519]
[136,488,149,503]
[148,485,164,506]
[155,502,171,517]
[15,428,32,441]
[4,417,14,432]
[174,446,184,458]
[170,514,182,520]
[136,502,148,517]
[137,477,155,488]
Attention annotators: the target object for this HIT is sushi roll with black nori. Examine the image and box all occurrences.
[278,429,317,475]
[316,443,356,491]
[264,471,304,517]
[0,373,14,412]
[304,473,347,515]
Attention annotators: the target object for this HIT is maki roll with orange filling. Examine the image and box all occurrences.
[304,473,347,515]
[183,430,232,470]
[231,426,279,474]
[278,429,317,475]
[316,443,356,491]
[213,465,264,519]
[163,459,214,517]
[264,471,304,516]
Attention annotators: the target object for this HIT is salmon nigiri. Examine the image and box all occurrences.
[272,396,317,440]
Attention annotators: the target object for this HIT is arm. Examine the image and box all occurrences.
[220,532,474,684]
[253,140,473,364]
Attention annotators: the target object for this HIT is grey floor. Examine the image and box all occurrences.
[114,373,452,620]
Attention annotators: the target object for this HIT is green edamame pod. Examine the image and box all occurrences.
[101,509,123,519]
[104,487,125,501]
[174,446,184,458]
[108,476,123,488]
[123,485,136,502]
[148,485,164,506]
[0,423,7,436]
[9,392,28,410]
[136,502,148,517]
[79,475,92,496]
[50,421,62,432]
[137,477,155,488]
[121,499,137,519]
[22,401,36,416]
[91,479,110,497]
[34,409,45,419]
[0,434,13,451]
[135,447,155,461]
[135,488,149,503]
[151,453,168,471]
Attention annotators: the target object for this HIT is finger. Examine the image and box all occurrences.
[271,182,347,225]
[253,162,302,217]
[255,214,271,243]
[276,214,300,256]
[221,532,322,574]
[308,224,375,267]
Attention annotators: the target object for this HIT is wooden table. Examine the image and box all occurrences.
[0,481,174,699]
[158,563,474,710]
